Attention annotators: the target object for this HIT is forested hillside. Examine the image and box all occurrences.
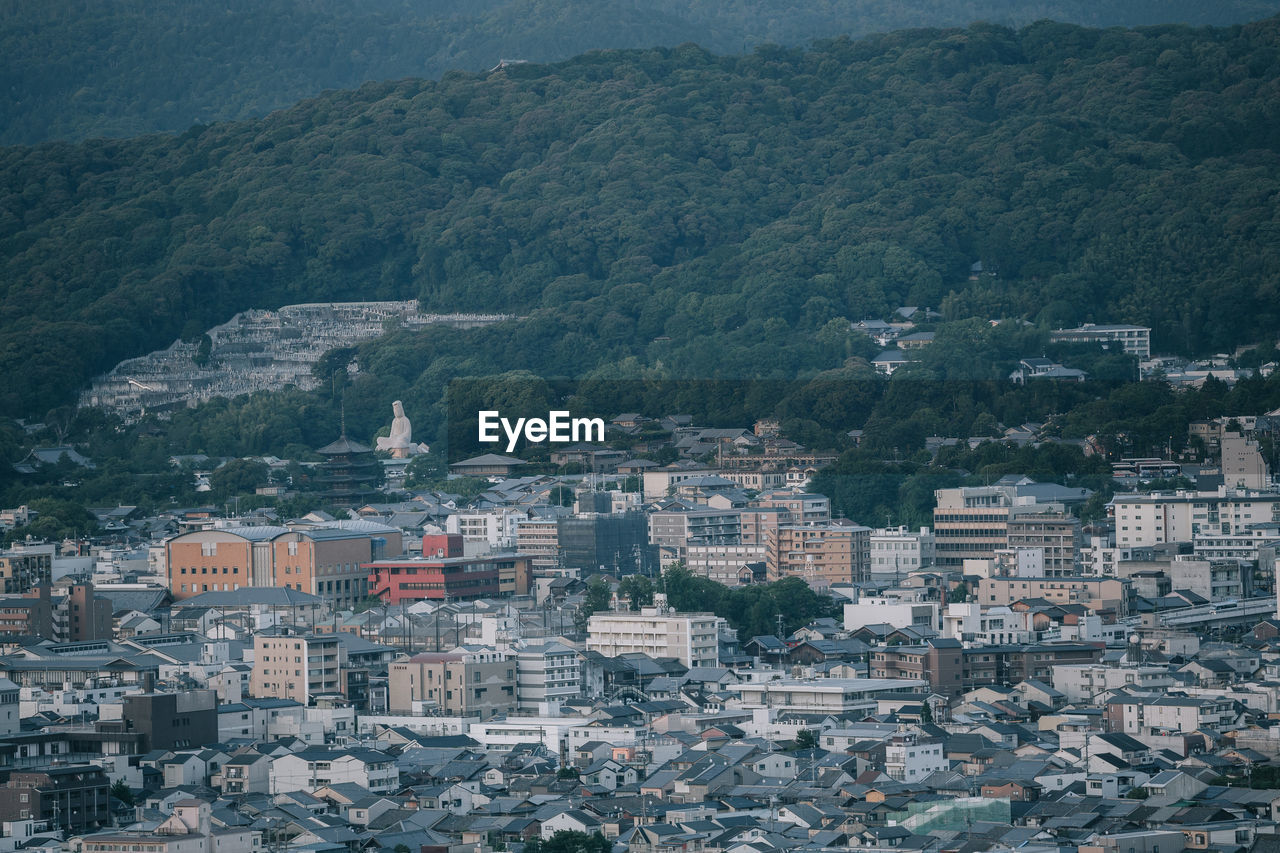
[4,0,1280,144]
[3,20,1280,420]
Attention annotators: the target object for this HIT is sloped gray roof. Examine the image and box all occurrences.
[174,587,324,608]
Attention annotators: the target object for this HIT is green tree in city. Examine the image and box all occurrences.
[574,575,613,632]
[110,779,134,806]
[617,574,655,610]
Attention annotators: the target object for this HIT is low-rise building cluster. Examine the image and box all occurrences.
[5,402,1280,852]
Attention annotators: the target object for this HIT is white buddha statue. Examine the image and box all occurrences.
[376,400,427,457]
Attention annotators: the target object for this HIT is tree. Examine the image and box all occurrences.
[948,583,969,604]
[354,594,384,613]
[209,458,269,499]
[110,779,134,806]
[574,575,613,632]
[794,729,818,750]
[538,831,612,853]
[617,575,654,610]
[403,453,444,489]
[2,498,98,546]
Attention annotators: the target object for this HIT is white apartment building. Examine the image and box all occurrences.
[1116,695,1237,735]
[218,698,307,742]
[869,526,936,577]
[1080,535,1136,576]
[731,678,927,715]
[1110,488,1280,548]
[468,716,583,754]
[1053,664,1176,703]
[514,641,581,711]
[270,748,399,794]
[446,510,524,553]
[0,678,20,736]
[1192,523,1280,562]
[586,603,720,667]
[1049,324,1151,358]
[844,591,939,632]
[941,602,1034,645]
[884,735,948,782]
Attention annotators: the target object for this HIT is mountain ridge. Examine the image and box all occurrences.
[4,0,1280,144]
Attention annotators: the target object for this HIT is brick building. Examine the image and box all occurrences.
[165,522,401,609]
[765,521,871,587]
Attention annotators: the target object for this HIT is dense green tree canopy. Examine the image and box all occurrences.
[4,0,1278,144]
[662,562,841,637]
[3,20,1280,425]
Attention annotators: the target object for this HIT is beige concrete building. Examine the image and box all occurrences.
[1006,513,1081,576]
[388,649,515,718]
[1221,432,1270,490]
[642,467,715,501]
[738,507,791,545]
[251,634,342,705]
[977,576,1131,616]
[753,490,831,524]
[515,518,559,572]
[0,550,51,594]
[933,486,1067,568]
